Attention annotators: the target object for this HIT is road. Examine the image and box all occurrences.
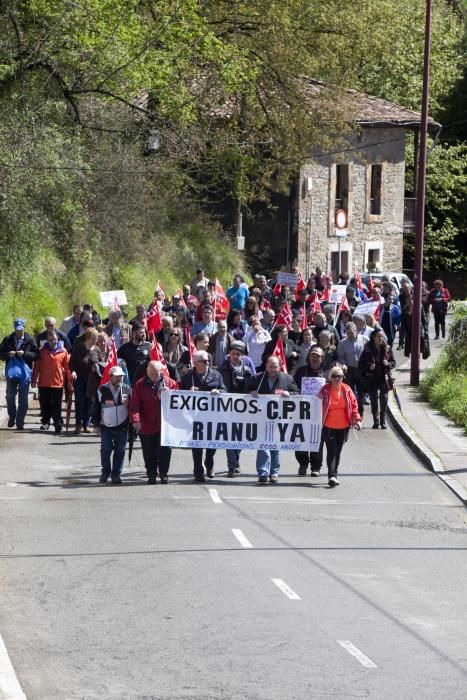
[0,398,466,699]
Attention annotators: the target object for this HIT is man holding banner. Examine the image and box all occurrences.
[248,356,299,484]
[179,350,226,482]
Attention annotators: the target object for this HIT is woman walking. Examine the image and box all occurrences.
[319,366,362,488]
[358,329,396,429]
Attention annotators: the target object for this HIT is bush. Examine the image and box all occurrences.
[420,305,467,432]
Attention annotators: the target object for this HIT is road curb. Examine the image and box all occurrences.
[387,394,467,506]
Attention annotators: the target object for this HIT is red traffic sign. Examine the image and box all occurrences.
[335,208,348,229]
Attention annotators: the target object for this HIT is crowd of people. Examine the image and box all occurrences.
[0,268,451,489]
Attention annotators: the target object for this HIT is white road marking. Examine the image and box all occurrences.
[231,529,253,548]
[271,578,301,600]
[5,483,19,488]
[338,640,378,668]
[208,488,222,504]
[0,632,27,699]
[224,496,442,506]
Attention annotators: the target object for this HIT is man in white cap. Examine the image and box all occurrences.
[92,365,131,485]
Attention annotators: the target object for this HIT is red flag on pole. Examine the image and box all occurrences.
[273,282,281,297]
[214,278,229,313]
[354,268,363,291]
[295,273,305,300]
[272,338,288,373]
[188,333,196,361]
[320,287,330,302]
[374,301,381,321]
[339,295,350,313]
[100,337,118,386]
[274,302,293,329]
[367,274,374,295]
[300,303,308,331]
[146,303,162,335]
[312,293,322,314]
[150,340,170,378]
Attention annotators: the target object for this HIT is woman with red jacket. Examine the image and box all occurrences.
[319,365,362,488]
[428,280,451,340]
[31,330,73,432]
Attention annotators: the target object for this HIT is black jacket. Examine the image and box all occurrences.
[247,371,299,395]
[262,338,298,374]
[37,329,71,353]
[179,367,226,392]
[0,332,39,368]
[117,341,152,384]
[219,359,254,393]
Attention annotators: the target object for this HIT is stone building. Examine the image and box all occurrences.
[291,85,440,280]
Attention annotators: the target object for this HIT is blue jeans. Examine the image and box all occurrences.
[256,449,280,477]
[74,377,90,427]
[226,448,241,471]
[6,379,30,427]
[100,427,128,480]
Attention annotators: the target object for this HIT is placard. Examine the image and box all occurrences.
[276,272,299,288]
[301,376,326,396]
[99,290,128,307]
[329,285,347,303]
[161,390,322,451]
[353,300,380,317]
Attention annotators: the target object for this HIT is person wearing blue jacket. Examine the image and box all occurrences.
[379,294,401,347]
[0,318,39,429]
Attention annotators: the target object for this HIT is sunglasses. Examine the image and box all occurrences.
[169,333,179,337]
[198,359,209,363]
[331,374,343,379]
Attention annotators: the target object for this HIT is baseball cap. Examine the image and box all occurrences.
[109,366,125,377]
[230,341,246,354]
[14,318,25,330]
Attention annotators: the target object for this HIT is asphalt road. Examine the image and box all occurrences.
[0,397,466,699]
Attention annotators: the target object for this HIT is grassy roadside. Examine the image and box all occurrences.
[420,304,467,432]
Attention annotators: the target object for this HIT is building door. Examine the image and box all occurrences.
[331,251,349,282]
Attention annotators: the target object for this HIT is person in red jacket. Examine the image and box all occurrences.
[31,330,73,432]
[428,279,451,340]
[319,365,362,488]
[129,360,178,484]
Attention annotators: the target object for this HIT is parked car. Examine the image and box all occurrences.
[359,272,413,294]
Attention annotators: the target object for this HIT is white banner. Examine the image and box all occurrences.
[161,390,322,451]
[329,285,347,303]
[353,300,380,316]
[277,272,299,288]
[99,290,128,307]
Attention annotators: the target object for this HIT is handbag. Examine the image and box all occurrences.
[6,356,32,386]
[422,336,431,360]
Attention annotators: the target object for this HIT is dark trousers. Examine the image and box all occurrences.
[295,442,323,471]
[370,388,388,423]
[140,432,172,479]
[322,426,349,479]
[6,379,29,427]
[74,377,91,428]
[434,309,446,338]
[191,448,216,478]
[100,426,127,480]
[38,387,63,426]
[344,367,364,415]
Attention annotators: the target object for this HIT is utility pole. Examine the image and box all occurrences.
[410,0,432,386]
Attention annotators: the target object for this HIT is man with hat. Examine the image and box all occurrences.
[293,345,327,476]
[219,341,255,477]
[0,318,39,429]
[92,365,131,485]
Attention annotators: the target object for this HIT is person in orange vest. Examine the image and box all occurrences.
[31,330,73,433]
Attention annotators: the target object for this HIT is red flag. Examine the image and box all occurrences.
[300,304,308,331]
[295,273,305,300]
[354,268,363,291]
[320,287,330,302]
[188,333,196,361]
[274,302,293,329]
[150,340,170,378]
[374,301,381,321]
[272,338,288,373]
[146,302,162,335]
[367,274,374,295]
[339,295,350,313]
[273,282,281,297]
[214,278,229,313]
[100,338,118,386]
[312,293,322,314]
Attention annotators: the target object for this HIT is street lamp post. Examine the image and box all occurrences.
[410,0,432,386]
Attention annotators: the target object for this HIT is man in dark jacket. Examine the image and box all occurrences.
[36,316,72,352]
[92,366,131,485]
[219,341,255,477]
[117,321,152,384]
[208,319,234,369]
[248,356,299,484]
[179,350,226,481]
[0,318,39,429]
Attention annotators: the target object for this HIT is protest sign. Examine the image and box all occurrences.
[329,285,347,303]
[99,290,128,307]
[300,377,326,396]
[161,390,322,451]
[353,300,380,317]
[277,272,299,288]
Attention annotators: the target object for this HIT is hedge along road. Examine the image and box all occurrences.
[0,399,466,700]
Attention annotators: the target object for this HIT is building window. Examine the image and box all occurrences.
[369,164,382,215]
[335,164,349,212]
[364,241,383,272]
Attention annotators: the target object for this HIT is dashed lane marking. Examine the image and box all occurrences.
[231,529,253,548]
[0,631,27,699]
[208,488,222,504]
[338,640,378,668]
[271,578,301,600]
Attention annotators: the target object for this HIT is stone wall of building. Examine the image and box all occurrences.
[295,127,406,279]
